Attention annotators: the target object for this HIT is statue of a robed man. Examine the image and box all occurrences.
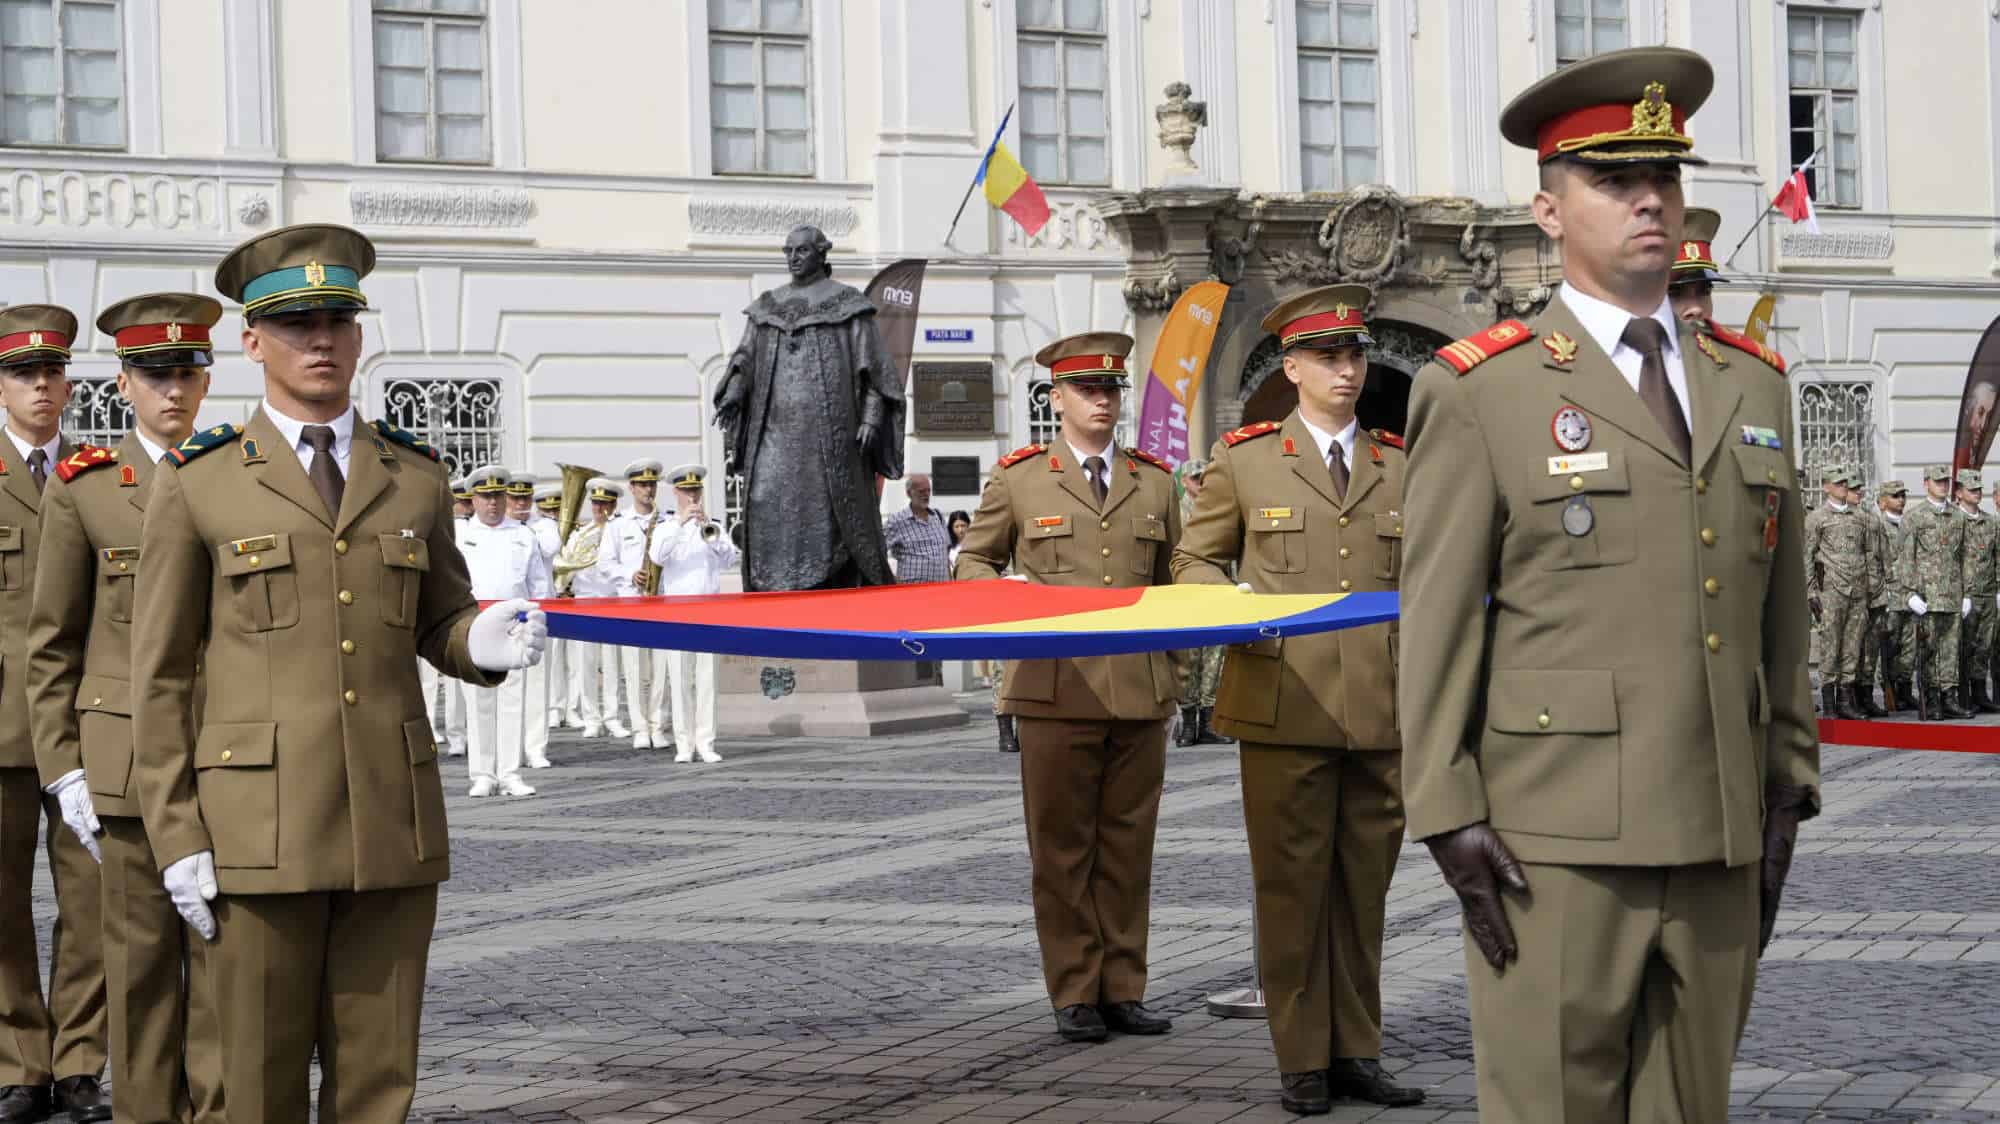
[714,225,906,591]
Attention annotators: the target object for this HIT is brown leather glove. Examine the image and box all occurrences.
[1759,783,1816,953]
[1425,822,1529,972]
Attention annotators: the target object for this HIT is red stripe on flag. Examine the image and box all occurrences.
[1817,718,2000,754]
[538,580,1146,632]
[1000,177,1051,238]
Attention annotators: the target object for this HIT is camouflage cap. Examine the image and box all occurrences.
[1878,480,1908,498]
[1924,464,1953,482]
[1957,469,1985,490]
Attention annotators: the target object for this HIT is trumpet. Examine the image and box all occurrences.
[700,520,725,542]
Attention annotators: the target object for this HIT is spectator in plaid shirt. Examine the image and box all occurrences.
[883,474,953,583]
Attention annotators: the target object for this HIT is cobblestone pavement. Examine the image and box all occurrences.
[28,697,2000,1122]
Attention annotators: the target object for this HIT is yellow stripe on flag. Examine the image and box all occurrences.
[983,141,1031,208]
[926,585,1349,636]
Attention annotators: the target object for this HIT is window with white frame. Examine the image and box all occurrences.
[373,0,489,164]
[1017,0,1108,187]
[1553,0,1626,67]
[1296,1,1377,191]
[1787,10,1859,209]
[709,0,812,176]
[0,0,122,148]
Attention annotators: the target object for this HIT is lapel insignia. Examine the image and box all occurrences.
[1048,454,1062,472]
[1695,333,1726,365]
[118,464,136,487]
[372,434,394,460]
[240,437,265,464]
[1369,443,1383,463]
[1544,332,1579,366]
[1281,437,1297,457]
[1551,406,1593,452]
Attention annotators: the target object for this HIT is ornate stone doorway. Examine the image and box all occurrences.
[1236,319,1453,434]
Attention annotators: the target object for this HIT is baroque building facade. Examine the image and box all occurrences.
[0,0,1991,534]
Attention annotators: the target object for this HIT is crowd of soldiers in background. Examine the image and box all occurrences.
[1808,462,2000,721]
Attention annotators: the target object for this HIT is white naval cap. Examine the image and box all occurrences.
[464,463,511,494]
[450,476,472,499]
[667,462,708,489]
[585,476,625,503]
[532,484,561,504]
[623,457,665,483]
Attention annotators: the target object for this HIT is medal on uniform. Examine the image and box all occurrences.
[1551,406,1592,452]
[1763,491,1781,554]
[1562,495,1594,536]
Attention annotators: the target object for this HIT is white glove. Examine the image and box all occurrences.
[43,770,100,863]
[1236,582,1253,593]
[1004,574,1030,583]
[163,851,218,941]
[1966,598,1976,619]
[1909,594,1928,615]
[469,598,548,672]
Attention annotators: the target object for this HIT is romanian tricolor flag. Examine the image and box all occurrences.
[976,106,1051,237]
[536,582,1394,662]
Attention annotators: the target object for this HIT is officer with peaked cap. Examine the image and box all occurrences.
[1669,206,1726,325]
[1903,463,1972,719]
[562,476,629,737]
[646,463,737,763]
[1175,284,1422,1113]
[613,458,671,748]
[129,222,547,1124]
[456,465,552,796]
[1399,48,1818,1122]
[26,293,226,1124]
[0,302,111,1122]
[954,331,1184,1044]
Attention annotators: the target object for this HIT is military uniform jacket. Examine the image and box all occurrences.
[25,435,182,817]
[1962,508,1999,598]
[0,433,78,769]
[954,445,1182,720]
[1171,411,1403,749]
[1398,300,1819,869]
[1900,500,1966,606]
[1803,503,1873,601]
[1867,513,1897,611]
[131,408,500,895]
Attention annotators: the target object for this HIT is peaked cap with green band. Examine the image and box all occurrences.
[216,223,376,320]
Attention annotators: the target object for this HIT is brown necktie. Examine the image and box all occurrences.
[1084,455,1108,508]
[25,448,46,493]
[1621,317,1691,465]
[302,424,345,519]
[1328,443,1349,501]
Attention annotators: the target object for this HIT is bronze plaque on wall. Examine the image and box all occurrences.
[930,456,982,496]
[911,361,995,435]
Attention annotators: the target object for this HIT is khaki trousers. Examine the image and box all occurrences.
[1466,861,1759,1124]
[1238,743,1404,1073]
[0,768,106,1086]
[99,816,224,1123]
[1016,716,1166,1009]
[210,886,437,1124]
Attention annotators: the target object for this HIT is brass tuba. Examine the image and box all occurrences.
[550,463,601,593]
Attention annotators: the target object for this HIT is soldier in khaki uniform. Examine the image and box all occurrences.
[0,304,112,1124]
[953,332,1182,1044]
[1398,49,1819,1124]
[1172,285,1422,1115]
[129,224,548,1124]
[26,293,227,1124]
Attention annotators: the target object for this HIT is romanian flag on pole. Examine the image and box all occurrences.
[976,105,1052,237]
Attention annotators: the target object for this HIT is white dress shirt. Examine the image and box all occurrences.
[1559,284,1691,424]
[1297,413,1358,474]
[260,399,355,476]
[135,432,169,466]
[1065,437,1116,494]
[5,425,59,471]
[457,515,553,601]
[650,514,741,595]
[610,506,666,594]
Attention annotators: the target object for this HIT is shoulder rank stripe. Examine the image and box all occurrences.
[1126,448,1171,472]
[52,444,114,483]
[1370,429,1405,450]
[165,424,242,467]
[1435,320,1534,375]
[371,419,441,462]
[1222,421,1281,447]
[1704,322,1787,374]
[996,443,1047,469]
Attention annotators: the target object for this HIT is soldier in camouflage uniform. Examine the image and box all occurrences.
[1852,472,1893,715]
[1173,459,1229,746]
[1868,480,1912,712]
[1955,470,2000,713]
[1901,464,1975,719]
[1804,464,1875,719]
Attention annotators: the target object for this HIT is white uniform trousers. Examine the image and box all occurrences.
[465,679,525,784]
[621,646,671,737]
[547,637,573,725]
[521,655,551,767]
[667,649,720,760]
[443,659,468,754]
[574,642,621,727]
[420,658,442,733]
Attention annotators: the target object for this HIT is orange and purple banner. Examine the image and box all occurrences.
[1136,281,1229,470]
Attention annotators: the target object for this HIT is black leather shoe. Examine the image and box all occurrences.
[1327,1058,1425,1107]
[996,714,1019,754]
[1280,1071,1331,1115]
[1100,1000,1171,1035]
[51,1076,108,1124]
[0,1085,49,1124]
[1053,1004,1107,1042]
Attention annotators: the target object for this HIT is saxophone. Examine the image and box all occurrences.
[635,511,663,594]
[553,521,603,594]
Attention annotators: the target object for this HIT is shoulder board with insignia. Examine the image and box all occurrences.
[1125,448,1171,472]
[1370,429,1405,450]
[1222,421,1281,447]
[52,444,115,483]
[370,419,441,462]
[996,443,1046,469]
[1435,320,1535,375]
[1704,323,1788,374]
[165,424,242,467]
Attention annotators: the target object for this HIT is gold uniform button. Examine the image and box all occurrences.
[1536,710,1552,730]
[406,551,417,563]
[1102,575,1113,586]
[1767,469,1778,483]
[1704,577,1721,596]
[1395,524,1403,534]
[1705,633,1722,653]
[1339,579,1352,591]
[1695,477,1708,494]
[89,697,101,706]
[343,689,358,705]
[1700,528,1716,547]
[1338,516,1350,528]
[338,590,354,605]
[1101,547,1112,557]
[1099,520,1110,531]
[1339,547,1351,559]
[247,555,260,567]
[1570,476,1584,491]
[219,750,232,762]
[334,539,349,555]
[116,562,128,572]
[340,640,356,655]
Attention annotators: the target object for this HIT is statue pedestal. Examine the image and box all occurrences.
[718,657,970,737]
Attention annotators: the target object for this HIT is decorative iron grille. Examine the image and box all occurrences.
[1797,381,1872,507]
[380,376,503,479]
[66,376,131,446]
[1023,378,1130,448]
[722,470,747,547]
